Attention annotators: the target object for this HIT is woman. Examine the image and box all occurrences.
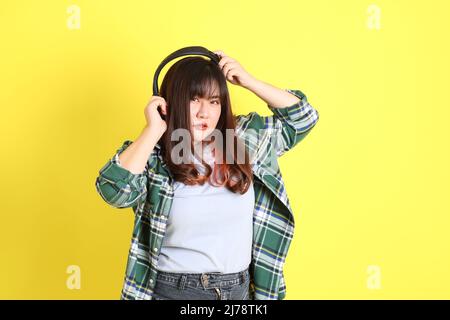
[95,50,320,300]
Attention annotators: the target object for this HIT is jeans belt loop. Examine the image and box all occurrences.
[178,274,187,290]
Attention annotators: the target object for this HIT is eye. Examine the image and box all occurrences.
[211,100,220,105]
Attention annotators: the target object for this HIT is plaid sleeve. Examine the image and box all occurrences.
[237,89,320,158]
[268,89,319,157]
[95,140,148,209]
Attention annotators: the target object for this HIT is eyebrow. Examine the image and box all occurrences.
[194,94,220,99]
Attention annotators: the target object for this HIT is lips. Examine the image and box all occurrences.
[194,123,208,129]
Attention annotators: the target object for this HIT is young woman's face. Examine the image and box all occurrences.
[190,87,222,144]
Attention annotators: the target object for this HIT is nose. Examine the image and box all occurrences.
[197,103,209,118]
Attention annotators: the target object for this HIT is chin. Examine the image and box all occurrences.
[193,130,212,143]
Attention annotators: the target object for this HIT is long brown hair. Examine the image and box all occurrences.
[158,56,253,194]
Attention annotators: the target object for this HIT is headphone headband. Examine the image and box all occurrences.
[152,46,221,96]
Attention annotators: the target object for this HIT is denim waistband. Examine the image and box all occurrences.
[155,267,250,289]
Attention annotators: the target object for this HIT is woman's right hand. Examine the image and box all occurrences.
[144,96,168,137]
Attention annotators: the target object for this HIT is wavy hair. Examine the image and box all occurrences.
[158,56,253,194]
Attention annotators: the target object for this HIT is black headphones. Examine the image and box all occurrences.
[152,46,221,97]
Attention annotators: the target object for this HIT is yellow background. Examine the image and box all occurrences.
[0,0,448,299]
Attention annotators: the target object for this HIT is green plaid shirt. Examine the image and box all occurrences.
[95,89,319,300]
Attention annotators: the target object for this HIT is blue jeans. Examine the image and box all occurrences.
[152,267,251,300]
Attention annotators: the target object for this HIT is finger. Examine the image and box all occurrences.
[152,96,165,103]
[221,61,236,74]
[159,102,167,115]
[222,63,230,77]
[226,67,237,81]
[154,98,167,109]
[218,56,235,70]
[223,64,235,80]
[223,61,238,76]
[213,50,225,57]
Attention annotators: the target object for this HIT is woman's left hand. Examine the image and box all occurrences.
[213,50,256,88]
